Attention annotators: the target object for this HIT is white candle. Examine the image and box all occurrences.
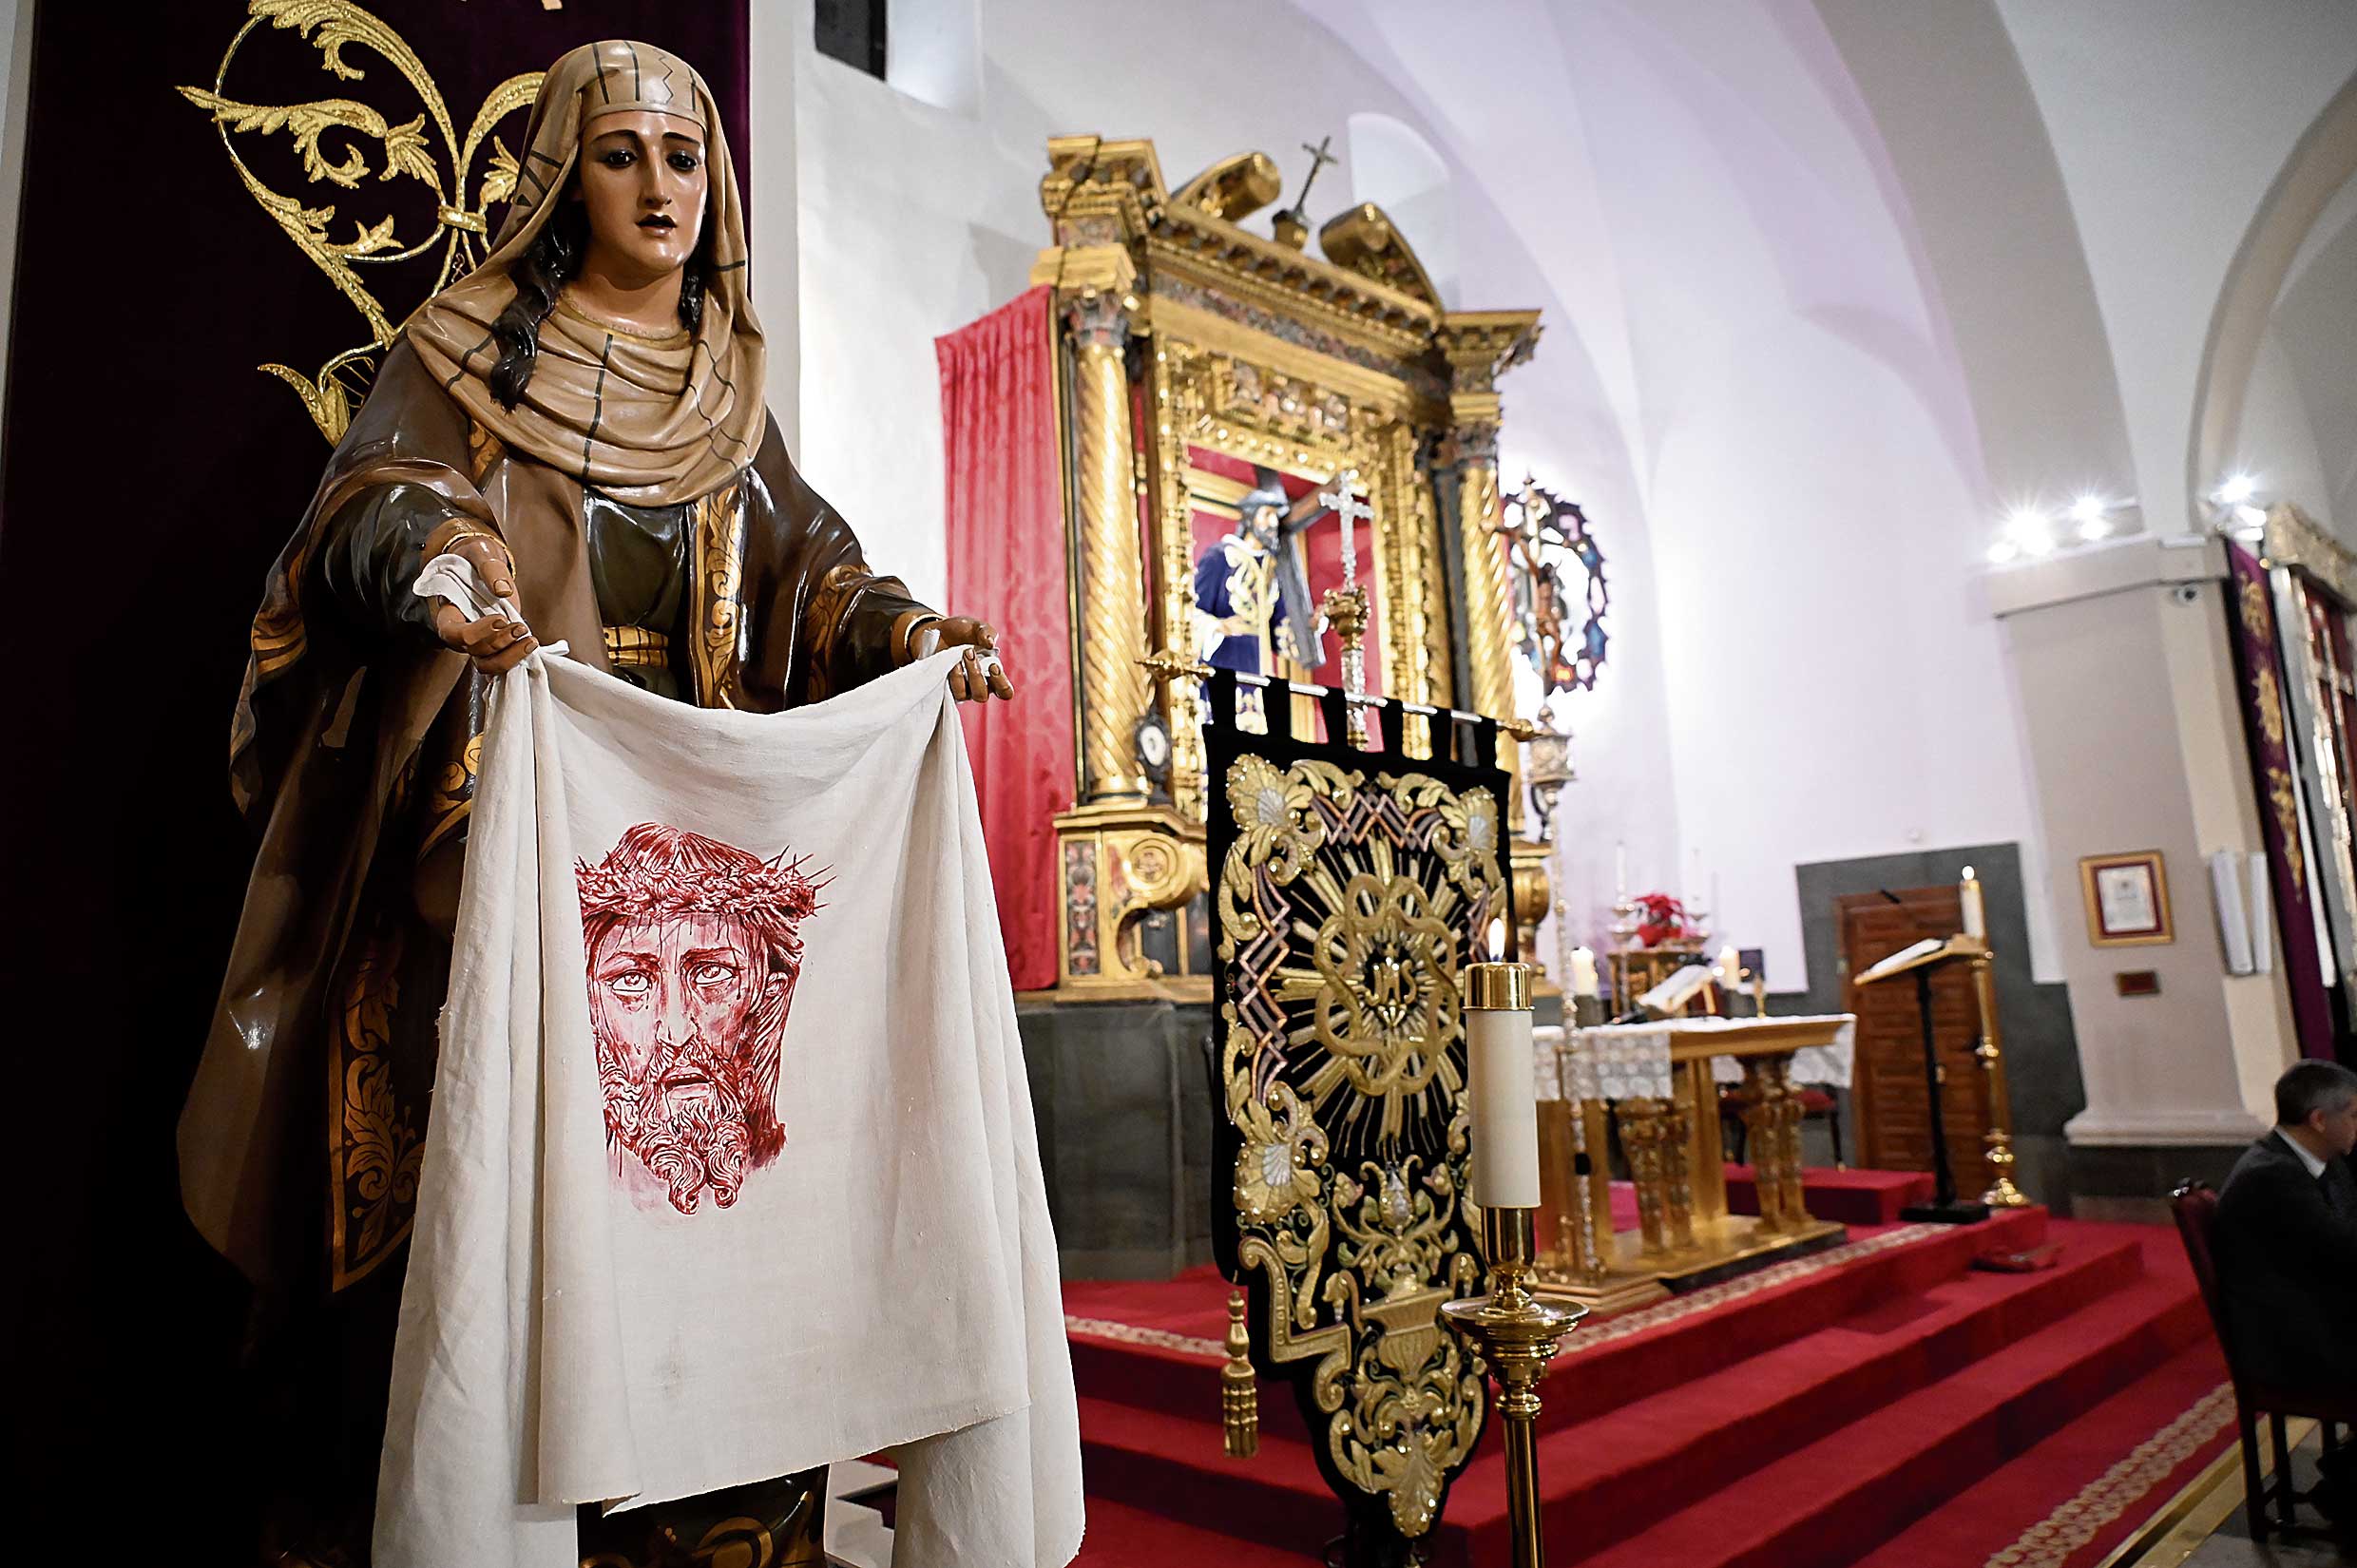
[1466,964,1541,1207]
[1569,946,1600,998]
[1961,865,1986,939]
[1717,944,1741,985]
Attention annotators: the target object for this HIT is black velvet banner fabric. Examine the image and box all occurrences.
[0,3,748,1549]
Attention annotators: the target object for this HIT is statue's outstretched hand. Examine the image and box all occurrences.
[937,616,1016,703]
[431,533,538,675]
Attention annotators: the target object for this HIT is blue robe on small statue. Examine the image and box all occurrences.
[1193,481,1322,679]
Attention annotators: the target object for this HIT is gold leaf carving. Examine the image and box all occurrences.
[179,1,543,440]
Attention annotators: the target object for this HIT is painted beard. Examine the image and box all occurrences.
[600,1033,755,1214]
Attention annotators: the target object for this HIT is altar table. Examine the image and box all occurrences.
[1530,1014,1857,1312]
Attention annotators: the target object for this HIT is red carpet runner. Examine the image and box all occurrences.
[1064,1184,2225,1567]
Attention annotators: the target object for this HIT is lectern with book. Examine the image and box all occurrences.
[1852,929,2000,1224]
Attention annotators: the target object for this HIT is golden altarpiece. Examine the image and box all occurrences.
[1027,139,1553,999]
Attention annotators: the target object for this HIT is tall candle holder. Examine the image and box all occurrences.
[1449,963,1582,1568]
[1964,938,2032,1207]
[1447,1208,1582,1568]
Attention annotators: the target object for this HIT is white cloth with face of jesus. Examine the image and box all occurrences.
[374,646,1083,1568]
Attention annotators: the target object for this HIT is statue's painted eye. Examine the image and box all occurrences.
[607,971,652,997]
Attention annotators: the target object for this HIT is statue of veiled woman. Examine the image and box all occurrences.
[176,41,1006,1561]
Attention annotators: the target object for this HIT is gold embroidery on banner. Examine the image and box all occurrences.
[2254,665,2286,748]
[1982,1383,2235,1568]
[691,482,749,708]
[179,2,544,441]
[2269,766,2306,891]
[2239,575,2273,641]
[329,928,423,1289]
[1217,756,1503,1539]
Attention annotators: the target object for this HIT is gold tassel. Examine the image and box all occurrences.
[1221,1289,1258,1459]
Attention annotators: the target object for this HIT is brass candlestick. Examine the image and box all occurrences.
[1444,1207,1584,1568]
[1963,938,2032,1207]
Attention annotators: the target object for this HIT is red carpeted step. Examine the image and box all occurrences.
[1071,1495,1322,1565]
[1066,1208,2051,1444]
[1724,1166,1937,1226]
[1072,1213,2094,1555]
[1849,1330,2230,1568]
[1431,1223,2149,1561]
[1075,1393,1344,1558]
[1523,1208,2048,1435]
[1543,1231,2210,1568]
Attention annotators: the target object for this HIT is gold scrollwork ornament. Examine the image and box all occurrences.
[179,0,544,441]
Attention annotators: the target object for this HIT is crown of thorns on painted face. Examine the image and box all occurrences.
[576,824,823,1056]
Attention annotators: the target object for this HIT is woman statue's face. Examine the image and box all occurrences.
[575,109,709,287]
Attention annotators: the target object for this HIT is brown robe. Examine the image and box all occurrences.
[181,43,924,1558]
[184,334,929,1296]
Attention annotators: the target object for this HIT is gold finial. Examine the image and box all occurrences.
[1221,1289,1258,1458]
[1137,648,1215,684]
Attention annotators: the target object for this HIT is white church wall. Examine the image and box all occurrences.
[1992,0,2357,532]
[1345,111,1459,308]
[2234,325,2337,534]
[2264,187,2357,538]
[1543,0,2051,990]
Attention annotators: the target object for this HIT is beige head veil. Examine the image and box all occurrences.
[408,40,765,507]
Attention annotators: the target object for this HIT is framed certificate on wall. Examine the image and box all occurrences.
[2079,851,2173,947]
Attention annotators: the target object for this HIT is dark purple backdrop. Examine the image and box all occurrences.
[0,3,748,1549]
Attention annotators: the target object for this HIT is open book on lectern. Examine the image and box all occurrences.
[1852,935,1983,986]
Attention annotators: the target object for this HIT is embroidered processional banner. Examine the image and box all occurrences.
[2229,539,2345,1059]
[376,648,1083,1568]
[1205,671,1511,1558]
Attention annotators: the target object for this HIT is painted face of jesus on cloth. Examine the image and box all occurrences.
[577,824,819,1214]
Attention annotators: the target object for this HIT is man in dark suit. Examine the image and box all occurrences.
[2214,1059,2357,1519]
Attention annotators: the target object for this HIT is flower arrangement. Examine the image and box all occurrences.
[1632,891,1697,947]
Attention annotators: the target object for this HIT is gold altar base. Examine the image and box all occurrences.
[1536,1214,1847,1313]
[1049,801,1210,1002]
[1532,1012,1858,1315]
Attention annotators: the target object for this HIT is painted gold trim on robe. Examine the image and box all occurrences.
[328,928,423,1291]
[415,732,482,863]
[690,479,750,708]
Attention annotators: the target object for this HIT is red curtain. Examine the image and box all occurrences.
[938,287,1070,991]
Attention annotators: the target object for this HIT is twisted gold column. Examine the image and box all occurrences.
[1451,432,1530,838]
[1067,294,1150,805]
[1455,444,1514,726]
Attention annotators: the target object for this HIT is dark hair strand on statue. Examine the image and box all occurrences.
[484,192,711,407]
[488,199,586,409]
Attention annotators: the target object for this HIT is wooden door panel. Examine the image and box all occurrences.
[1839,886,1992,1177]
